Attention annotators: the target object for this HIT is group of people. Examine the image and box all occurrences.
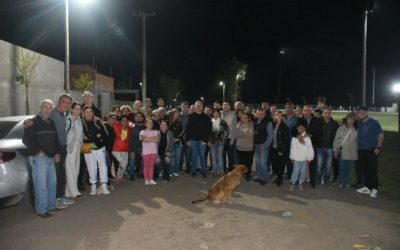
[22,92,384,219]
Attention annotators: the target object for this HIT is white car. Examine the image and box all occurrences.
[0,115,34,208]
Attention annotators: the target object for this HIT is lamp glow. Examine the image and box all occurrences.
[393,83,400,93]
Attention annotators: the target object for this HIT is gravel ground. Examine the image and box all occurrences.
[0,174,399,250]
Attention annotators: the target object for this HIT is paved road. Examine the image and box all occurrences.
[1,175,399,250]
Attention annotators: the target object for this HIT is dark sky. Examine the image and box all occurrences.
[1,0,399,106]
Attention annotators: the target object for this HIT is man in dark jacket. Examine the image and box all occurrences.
[316,108,339,185]
[23,99,62,218]
[186,100,212,177]
[128,112,146,179]
[253,108,274,185]
[294,105,323,188]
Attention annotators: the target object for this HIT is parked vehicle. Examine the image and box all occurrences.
[0,115,34,208]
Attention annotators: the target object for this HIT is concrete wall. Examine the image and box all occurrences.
[0,39,65,116]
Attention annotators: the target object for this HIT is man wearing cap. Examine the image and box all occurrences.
[356,107,384,198]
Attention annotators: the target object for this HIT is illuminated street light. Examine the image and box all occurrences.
[392,83,400,93]
[65,0,95,93]
[219,81,225,102]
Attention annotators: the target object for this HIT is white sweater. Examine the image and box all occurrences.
[290,133,314,161]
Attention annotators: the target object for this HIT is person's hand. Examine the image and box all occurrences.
[156,157,161,165]
[24,119,33,128]
[165,156,171,164]
[208,142,212,147]
[278,152,283,156]
[53,154,60,163]
[130,152,136,158]
[96,133,101,138]
[333,152,338,159]
[374,148,380,156]
[187,141,191,147]
[229,139,235,146]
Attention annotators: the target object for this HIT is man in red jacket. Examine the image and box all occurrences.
[112,115,131,184]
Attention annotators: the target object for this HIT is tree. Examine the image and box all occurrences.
[72,73,94,91]
[15,50,40,115]
[218,57,247,102]
[158,75,183,106]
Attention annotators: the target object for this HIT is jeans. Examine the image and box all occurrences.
[191,140,206,175]
[155,157,171,181]
[210,143,224,174]
[171,143,182,174]
[339,159,354,186]
[29,155,56,215]
[223,139,237,172]
[316,148,333,183]
[291,161,307,185]
[180,143,192,173]
[255,144,269,181]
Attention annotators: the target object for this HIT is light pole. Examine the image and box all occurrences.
[65,0,94,93]
[276,48,285,104]
[362,1,374,106]
[392,83,400,133]
[234,74,240,101]
[219,81,225,102]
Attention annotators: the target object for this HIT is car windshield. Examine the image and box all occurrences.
[0,121,19,139]
[5,121,25,139]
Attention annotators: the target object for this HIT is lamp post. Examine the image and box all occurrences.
[234,74,240,101]
[393,83,400,133]
[65,0,94,93]
[219,81,225,102]
[362,1,374,106]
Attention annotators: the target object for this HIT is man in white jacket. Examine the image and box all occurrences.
[289,123,314,190]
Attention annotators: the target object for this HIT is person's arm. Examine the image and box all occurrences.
[374,132,384,155]
[306,137,314,163]
[22,123,40,155]
[230,113,237,144]
[265,122,273,147]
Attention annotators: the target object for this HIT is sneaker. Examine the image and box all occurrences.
[56,198,67,209]
[38,212,53,219]
[338,184,344,188]
[370,189,378,198]
[298,184,304,190]
[62,197,75,205]
[90,184,97,196]
[48,207,64,213]
[149,179,157,185]
[145,180,150,185]
[356,186,371,195]
[173,172,180,177]
[289,184,295,190]
[101,184,111,195]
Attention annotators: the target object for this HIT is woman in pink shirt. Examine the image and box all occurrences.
[139,118,160,185]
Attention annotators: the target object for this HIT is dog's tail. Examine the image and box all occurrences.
[192,197,208,204]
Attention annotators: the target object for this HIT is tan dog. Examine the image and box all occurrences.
[192,164,248,204]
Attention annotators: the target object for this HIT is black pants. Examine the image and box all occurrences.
[309,147,317,187]
[237,150,254,180]
[223,139,237,173]
[78,153,88,190]
[155,157,171,181]
[358,150,379,190]
[55,152,67,198]
[270,148,287,183]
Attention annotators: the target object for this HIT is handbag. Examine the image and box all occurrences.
[81,143,92,154]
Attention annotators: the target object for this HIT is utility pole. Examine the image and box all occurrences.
[276,48,285,104]
[372,67,376,109]
[133,11,155,100]
[65,0,70,93]
[362,1,374,107]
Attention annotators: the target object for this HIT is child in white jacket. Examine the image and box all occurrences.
[290,123,314,190]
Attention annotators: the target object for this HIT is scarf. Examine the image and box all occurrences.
[212,118,221,133]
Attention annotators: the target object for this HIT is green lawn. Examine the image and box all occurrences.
[332,111,398,132]
[332,112,399,200]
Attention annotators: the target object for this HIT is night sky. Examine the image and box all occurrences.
[0,0,399,106]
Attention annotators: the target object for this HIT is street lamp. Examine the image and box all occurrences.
[65,0,95,93]
[219,81,225,102]
[393,83,400,133]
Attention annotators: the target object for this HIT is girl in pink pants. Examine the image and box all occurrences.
[139,118,160,185]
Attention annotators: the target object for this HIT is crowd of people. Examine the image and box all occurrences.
[22,91,384,219]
